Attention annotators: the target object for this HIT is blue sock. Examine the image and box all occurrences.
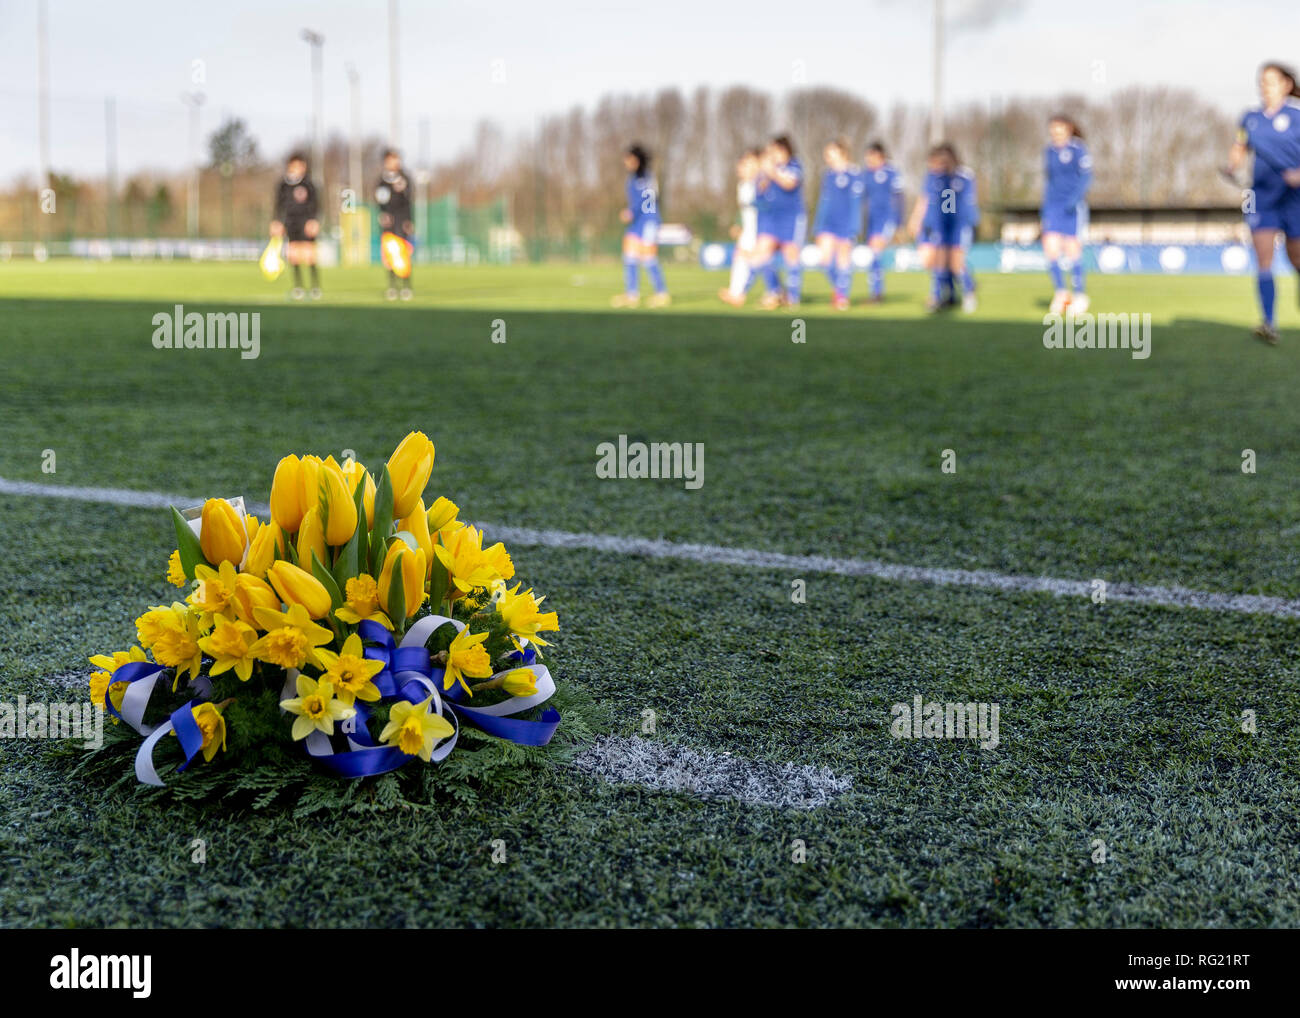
[786,263,803,303]
[1259,271,1276,324]
[930,270,943,303]
[940,269,954,302]
[1071,260,1084,293]
[1048,260,1065,290]
[760,261,780,293]
[961,268,975,294]
[837,264,851,299]
[644,258,666,294]
[870,262,884,297]
[623,258,639,294]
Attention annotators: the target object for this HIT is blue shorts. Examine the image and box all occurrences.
[759,212,807,245]
[625,219,660,245]
[1246,189,1300,237]
[815,218,857,242]
[1043,203,1087,238]
[921,220,972,249]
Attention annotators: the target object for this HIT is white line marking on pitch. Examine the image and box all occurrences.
[3,476,1299,619]
[571,736,853,809]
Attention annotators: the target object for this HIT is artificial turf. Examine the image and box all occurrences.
[1,262,1298,927]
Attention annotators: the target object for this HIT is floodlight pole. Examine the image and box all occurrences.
[181,90,206,238]
[388,0,401,147]
[37,0,51,182]
[302,29,325,224]
[930,0,945,145]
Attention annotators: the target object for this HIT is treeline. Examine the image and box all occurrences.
[0,85,1240,252]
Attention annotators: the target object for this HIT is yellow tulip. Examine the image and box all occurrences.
[427,496,459,532]
[269,455,305,533]
[267,560,332,619]
[243,518,280,578]
[378,541,426,619]
[298,455,323,520]
[361,471,377,528]
[322,467,359,545]
[387,431,435,520]
[232,573,280,628]
[296,506,328,568]
[341,457,368,493]
[400,498,434,574]
[199,498,247,566]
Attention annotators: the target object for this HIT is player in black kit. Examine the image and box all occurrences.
[271,152,322,300]
[376,148,415,300]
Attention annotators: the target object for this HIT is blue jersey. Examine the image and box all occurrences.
[1239,101,1300,206]
[863,163,904,235]
[1043,138,1092,210]
[923,166,979,230]
[759,158,805,218]
[814,168,865,237]
[626,172,660,224]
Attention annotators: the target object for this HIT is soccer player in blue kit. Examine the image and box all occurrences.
[907,143,979,313]
[812,138,865,310]
[1227,62,1300,344]
[611,144,670,308]
[750,136,807,309]
[1042,115,1093,315]
[862,141,904,303]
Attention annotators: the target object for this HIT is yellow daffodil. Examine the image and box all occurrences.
[188,560,240,627]
[197,617,258,681]
[243,517,280,578]
[296,506,327,569]
[433,525,500,597]
[313,633,384,705]
[495,583,559,651]
[166,549,186,587]
[232,573,280,629]
[88,645,147,712]
[250,603,334,670]
[379,695,454,760]
[137,603,203,682]
[321,463,359,546]
[442,627,493,696]
[387,431,435,520]
[199,497,247,566]
[270,454,306,533]
[501,668,539,697]
[191,702,228,761]
[267,560,332,619]
[426,496,459,533]
[482,540,515,582]
[378,542,426,620]
[399,498,434,573]
[334,574,393,630]
[280,674,354,741]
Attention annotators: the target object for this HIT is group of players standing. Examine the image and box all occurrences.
[268,147,417,301]
[613,117,1095,315]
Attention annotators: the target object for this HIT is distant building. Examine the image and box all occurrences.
[998,204,1246,246]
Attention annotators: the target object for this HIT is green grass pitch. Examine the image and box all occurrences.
[1,260,1298,927]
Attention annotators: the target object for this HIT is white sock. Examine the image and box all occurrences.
[729,255,751,297]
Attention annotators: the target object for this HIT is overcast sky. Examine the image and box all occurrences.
[0,0,1295,182]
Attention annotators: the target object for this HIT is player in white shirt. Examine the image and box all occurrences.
[720,149,762,305]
